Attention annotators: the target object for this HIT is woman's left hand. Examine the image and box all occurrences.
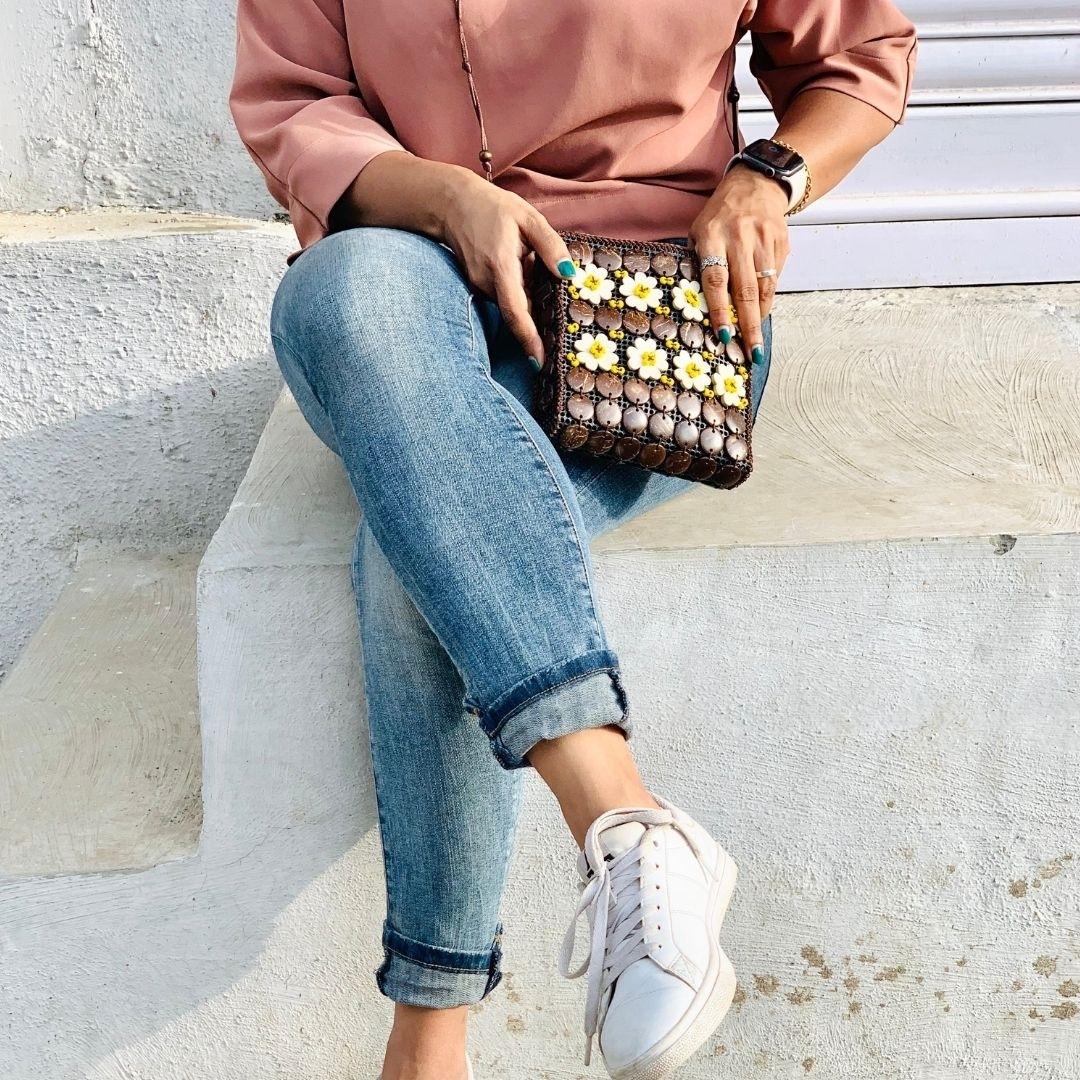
[687,166,790,365]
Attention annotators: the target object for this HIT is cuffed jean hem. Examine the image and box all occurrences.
[375,921,503,1008]
[470,649,631,770]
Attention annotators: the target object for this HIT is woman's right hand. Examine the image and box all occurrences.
[439,169,577,362]
[335,153,577,363]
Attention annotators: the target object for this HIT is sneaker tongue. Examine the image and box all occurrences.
[599,821,647,859]
[579,821,647,879]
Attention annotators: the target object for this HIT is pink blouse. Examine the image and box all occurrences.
[230,0,917,253]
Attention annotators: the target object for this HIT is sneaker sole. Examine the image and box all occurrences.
[608,851,738,1080]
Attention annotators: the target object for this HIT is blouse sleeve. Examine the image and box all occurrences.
[230,0,406,249]
[745,0,918,125]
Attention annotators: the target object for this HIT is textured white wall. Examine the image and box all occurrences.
[0,217,292,677]
[0,1,272,216]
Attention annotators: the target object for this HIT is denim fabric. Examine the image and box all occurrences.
[270,227,772,1008]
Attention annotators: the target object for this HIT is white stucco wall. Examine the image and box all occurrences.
[0,2,272,217]
[0,214,292,677]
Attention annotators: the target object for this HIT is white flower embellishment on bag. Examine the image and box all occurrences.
[673,350,711,391]
[713,362,748,407]
[625,337,669,381]
[672,279,707,322]
[572,263,616,305]
[574,332,618,372]
[618,271,663,312]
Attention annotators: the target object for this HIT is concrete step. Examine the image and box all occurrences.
[1,282,1077,1079]
[0,553,201,877]
[193,282,1080,1077]
[0,210,293,680]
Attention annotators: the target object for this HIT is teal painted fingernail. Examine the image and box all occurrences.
[557,259,577,279]
[752,345,765,365]
[527,354,543,371]
[719,326,733,345]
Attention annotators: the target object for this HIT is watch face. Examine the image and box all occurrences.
[746,139,802,175]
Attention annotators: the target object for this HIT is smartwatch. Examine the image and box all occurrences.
[726,138,810,216]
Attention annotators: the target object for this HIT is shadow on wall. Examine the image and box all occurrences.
[0,650,386,1079]
[0,358,282,679]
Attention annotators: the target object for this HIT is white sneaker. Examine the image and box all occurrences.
[558,796,738,1079]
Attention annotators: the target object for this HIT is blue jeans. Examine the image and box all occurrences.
[270,227,771,1008]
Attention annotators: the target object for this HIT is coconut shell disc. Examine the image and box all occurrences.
[592,247,623,271]
[568,298,595,325]
[651,252,678,276]
[594,305,623,331]
[622,251,652,274]
[651,313,677,340]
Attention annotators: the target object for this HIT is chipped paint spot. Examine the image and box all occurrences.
[992,533,1017,555]
[849,1001,863,1015]
[802,1057,815,1072]
[713,1044,727,1056]
[955,957,968,968]
[505,1015,525,1034]
[946,864,956,874]
[1009,879,1029,898]
[787,987,814,1006]
[1034,956,1059,978]
[1059,979,1079,998]
[1012,979,1025,991]
[844,975,860,993]
[1052,1002,1079,1021]
[1039,853,1074,881]
[858,954,878,965]
[874,966,906,983]
[732,985,747,1007]
[801,945,826,970]
[753,974,780,997]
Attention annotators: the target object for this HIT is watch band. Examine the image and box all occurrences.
[773,140,812,216]
[725,144,812,217]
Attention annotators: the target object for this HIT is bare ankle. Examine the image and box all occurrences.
[528,726,658,847]
[382,1003,469,1080]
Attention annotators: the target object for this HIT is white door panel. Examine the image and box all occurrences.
[729,3,1077,285]
[781,216,1080,291]
[901,0,1080,35]
[736,34,1079,107]
[740,103,1075,219]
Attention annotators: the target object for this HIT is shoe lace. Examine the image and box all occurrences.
[557,807,703,1064]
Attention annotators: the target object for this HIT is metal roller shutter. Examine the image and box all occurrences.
[736,1,1079,288]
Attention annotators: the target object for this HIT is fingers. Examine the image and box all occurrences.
[730,244,765,367]
[759,227,789,321]
[698,258,734,347]
[519,208,577,282]
[491,256,544,363]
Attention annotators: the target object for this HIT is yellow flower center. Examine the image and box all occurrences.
[640,350,658,366]
[724,376,740,394]
[583,273,602,291]
[633,282,652,300]
[683,289,701,308]
[589,340,608,359]
[685,361,704,379]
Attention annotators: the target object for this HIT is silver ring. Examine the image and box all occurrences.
[756,268,778,279]
[698,255,728,271]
